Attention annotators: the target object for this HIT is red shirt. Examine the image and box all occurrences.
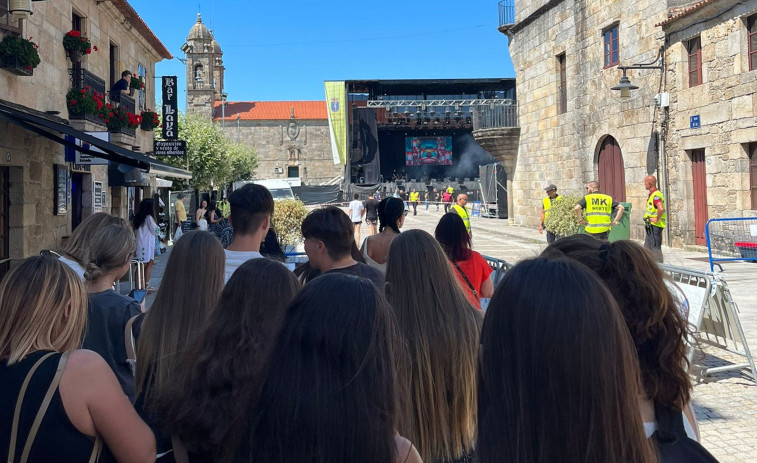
[648,187,663,208]
[451,251,493,310]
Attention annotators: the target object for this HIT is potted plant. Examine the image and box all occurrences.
[130,74,146,91]
[0,35,40,76]
[140,109,160,131]
[271,199,308,253]
[99,105,139,133]
[62,30,96,62]
[542,194,584,239]
[67,86,106,123]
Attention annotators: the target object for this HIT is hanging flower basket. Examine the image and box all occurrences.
[63,30,96,60]
[67,86,106,125]
[139,109,160,131]
[130,74,146,91]
[0,35,40,76]
[99,105,140,133]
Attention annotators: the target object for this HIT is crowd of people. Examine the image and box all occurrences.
[0,182,719,462]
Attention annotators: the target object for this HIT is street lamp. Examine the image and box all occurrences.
[610,46,664,98]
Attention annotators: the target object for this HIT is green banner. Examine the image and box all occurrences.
[325,81,347,165]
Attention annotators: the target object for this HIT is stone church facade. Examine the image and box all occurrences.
[183,15,340,186]
[499,0,757,246]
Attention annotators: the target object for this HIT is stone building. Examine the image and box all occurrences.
[497,0,757,246]
[182,14,340,186]
[0,0,189,276]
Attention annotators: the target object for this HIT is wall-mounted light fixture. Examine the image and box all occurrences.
[9,0,32,18]
[610,46,664,98]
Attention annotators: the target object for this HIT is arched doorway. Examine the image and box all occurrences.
[598,136,626,202]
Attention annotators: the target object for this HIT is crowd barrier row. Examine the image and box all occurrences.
[705,217,757,271]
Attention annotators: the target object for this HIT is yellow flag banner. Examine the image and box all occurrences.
[325,81,347,165]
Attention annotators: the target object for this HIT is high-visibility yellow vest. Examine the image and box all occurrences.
[644,190,666,229]
[584,193,613,234]
[543,195,558,218]
[451,204,471,233]
[409,192,420,202]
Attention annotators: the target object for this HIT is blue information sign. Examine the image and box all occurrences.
[690,115,700,129]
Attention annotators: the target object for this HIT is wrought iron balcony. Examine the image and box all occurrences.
[498,0,515,29]
[472,103,518,130]
[69,67,106,96]
[117,93,137,137]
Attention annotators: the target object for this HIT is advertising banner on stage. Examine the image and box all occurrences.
[325,81,347,165]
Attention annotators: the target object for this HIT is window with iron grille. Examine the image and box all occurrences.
[603,26,619,68]
[688,37,702,87]
[748,15,757,72]
[557,53,567,114]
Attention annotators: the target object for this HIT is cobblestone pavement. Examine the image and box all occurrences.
[154,207,756,461]
[398,208,757,462]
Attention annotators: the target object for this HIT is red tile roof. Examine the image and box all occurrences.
[112,0,173,60]
[655,0,714,27]
[213,101,328,121]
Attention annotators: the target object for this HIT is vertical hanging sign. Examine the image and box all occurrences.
[324,81,347,165]
[162,76,178,139]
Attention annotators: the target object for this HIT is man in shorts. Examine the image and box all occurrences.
[348,193,365,244]
[364,192,380,237]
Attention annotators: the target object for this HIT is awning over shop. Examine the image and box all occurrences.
[0,99,192,180]
[156,177,173,188]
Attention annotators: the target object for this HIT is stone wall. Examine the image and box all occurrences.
[508,0,671,240]
[220,119,341,185]
[663,4,757,246]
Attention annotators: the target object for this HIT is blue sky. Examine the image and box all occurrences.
[128,0,514,108]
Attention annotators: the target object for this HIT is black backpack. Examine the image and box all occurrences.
[652,402,719,463]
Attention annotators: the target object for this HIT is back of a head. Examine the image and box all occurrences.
[478,257,655,463]
[434,213,472,262]
[378,197,404,233]
[136,230,226,405]
[0,256,87,364]
[163,258,301,461]
[300,206,353,260]
[133,198,155,230]
[543,236,691,410]
[260,228,286,262]
[61,212,124,264]
[385,229,481,462]
[251,274,399,463]
[228,184,274,236]
[83,223,136,282]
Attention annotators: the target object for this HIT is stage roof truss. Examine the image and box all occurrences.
[365,99,515,108]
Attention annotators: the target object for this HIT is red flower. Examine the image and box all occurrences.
[85,48,91,54]
[105,119,110,123]
[93,46,98,52]
[69,99,76,105]
[108,112,114,117]
[85,85,90,90]
[80,89,85,94]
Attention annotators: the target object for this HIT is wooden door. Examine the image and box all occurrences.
[0,168,9,281]
[691,149,708,245]
[598,136,626,202]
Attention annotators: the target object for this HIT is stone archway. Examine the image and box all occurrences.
[597,135,626,202]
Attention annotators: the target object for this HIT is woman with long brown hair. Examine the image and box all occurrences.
[0,257,155,462]
[385,229,482,463]
[478,257,657,463]
[134,231,225,459]
[543,235,699,440]
[248,274,421,463]
[161,258,301,463]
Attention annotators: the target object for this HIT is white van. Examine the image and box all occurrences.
[233,179,295,201]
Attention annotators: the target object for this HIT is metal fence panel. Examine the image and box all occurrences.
[705,217,757,271]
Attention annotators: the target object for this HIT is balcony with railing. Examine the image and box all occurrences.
[472,102,518,130]
[68,67,107,127]
[498,0,515,33]
[115,93,136,138]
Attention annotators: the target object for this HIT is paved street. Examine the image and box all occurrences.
[152,207,757,462]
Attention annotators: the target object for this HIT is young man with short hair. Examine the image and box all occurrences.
[224,183,275,282]
[347,193,365,245]
[302,206,384,288]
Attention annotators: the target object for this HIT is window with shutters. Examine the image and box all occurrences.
[557,53,567,114]
[603,26,619,68]
[688,37,702,87]
[748,15,757,72]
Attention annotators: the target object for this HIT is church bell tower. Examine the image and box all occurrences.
[183,13,224,119]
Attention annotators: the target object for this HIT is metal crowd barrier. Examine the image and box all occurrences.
[119,259,146,293]
[661,263,756,383]
[705,217,757,271]
[481,255,513,287]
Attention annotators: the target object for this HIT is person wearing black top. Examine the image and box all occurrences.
[364,192,380,236]
[109,70,132,103]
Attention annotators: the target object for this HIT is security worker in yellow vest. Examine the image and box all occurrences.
[574,181,625,241]
[538,184,560,244]
[643,175,666,263]
[409,188,420,216]
[451,193,472,237]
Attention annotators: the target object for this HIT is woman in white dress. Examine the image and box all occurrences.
[196,200,208,231]
[133,198,158,290]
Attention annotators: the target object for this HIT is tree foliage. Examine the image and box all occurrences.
[272,200,308,248]
[159,113,257,190]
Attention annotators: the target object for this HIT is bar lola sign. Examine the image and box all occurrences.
[162,76,178,139]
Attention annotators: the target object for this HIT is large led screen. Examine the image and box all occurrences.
[405,137,453,166]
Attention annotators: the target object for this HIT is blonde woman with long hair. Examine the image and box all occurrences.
[385,229,482,463]
[57,212,124,280]
[0,257,155,462]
